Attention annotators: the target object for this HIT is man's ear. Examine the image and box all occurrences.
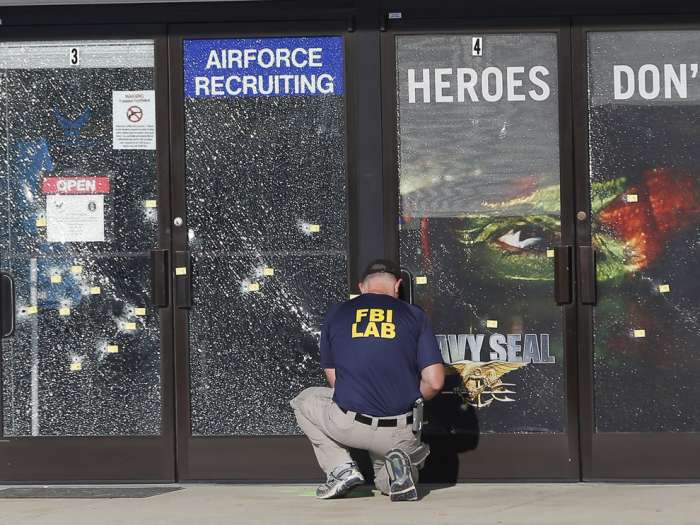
[358,280,366,294]
[394,278,402,295]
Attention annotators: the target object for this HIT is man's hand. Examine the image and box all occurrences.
[324,368,336,388]
[420,363,445,400]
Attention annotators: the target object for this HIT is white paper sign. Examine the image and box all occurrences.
[46,194,105,242]
[112,90,156,150]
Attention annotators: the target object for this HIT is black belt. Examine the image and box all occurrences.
[340,407,413,427]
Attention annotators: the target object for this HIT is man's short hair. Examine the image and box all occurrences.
[361,259,402,281]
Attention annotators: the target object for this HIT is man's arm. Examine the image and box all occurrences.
[416,310,446,400]
[319,305,339,386]
[420,363,445,400]
[324,368,336,388]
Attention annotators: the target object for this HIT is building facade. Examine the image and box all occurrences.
[0,0,699,482]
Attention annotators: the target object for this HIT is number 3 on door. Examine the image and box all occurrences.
[69,47,80,66]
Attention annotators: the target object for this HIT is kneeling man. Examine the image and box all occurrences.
[291,259,445,501]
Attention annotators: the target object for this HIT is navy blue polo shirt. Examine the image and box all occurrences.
[319,293,443,417]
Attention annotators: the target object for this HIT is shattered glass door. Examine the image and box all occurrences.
[587,31,700,432]
[0,40,162,436]
[182,36,348,435]
[395,33,566,433]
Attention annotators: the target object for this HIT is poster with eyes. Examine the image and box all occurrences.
[395,33,566,434]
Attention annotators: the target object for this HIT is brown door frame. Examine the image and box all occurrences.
[380,16,580,480]
[0,24,176,483]
[572,16,700,480]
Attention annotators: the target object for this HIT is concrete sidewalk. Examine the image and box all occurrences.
[1,483,699,525]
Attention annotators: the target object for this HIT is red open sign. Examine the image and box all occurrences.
[42,176,110,195]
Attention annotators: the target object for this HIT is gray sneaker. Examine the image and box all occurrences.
[384,449,417,501]
[316,462,365,499]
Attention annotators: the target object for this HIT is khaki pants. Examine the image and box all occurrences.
[290,386,428,494]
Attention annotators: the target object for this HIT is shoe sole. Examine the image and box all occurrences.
[385,449,418,502]
[390,486,418,502]
[316,475,365,499]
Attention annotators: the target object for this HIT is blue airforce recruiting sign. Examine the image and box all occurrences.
[183,36,344,98]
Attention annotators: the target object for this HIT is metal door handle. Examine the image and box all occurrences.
[554,246,573,305]
[0,272,15,337]
[150,249,170,307]
[399,267,414,305]
[174,250,192,309]
[578,246,597,305]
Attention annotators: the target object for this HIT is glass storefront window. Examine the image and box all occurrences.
[396,33,565,433]
[588,31,700,432]
[0,40,161,436]
[182,36,348,435]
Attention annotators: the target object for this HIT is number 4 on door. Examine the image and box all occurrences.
[472,37,483,57]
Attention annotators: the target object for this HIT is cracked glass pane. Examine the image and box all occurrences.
[396,33,565,433]
[0,40,161,436]
[588,31,700,432]
[183,37,347,436]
